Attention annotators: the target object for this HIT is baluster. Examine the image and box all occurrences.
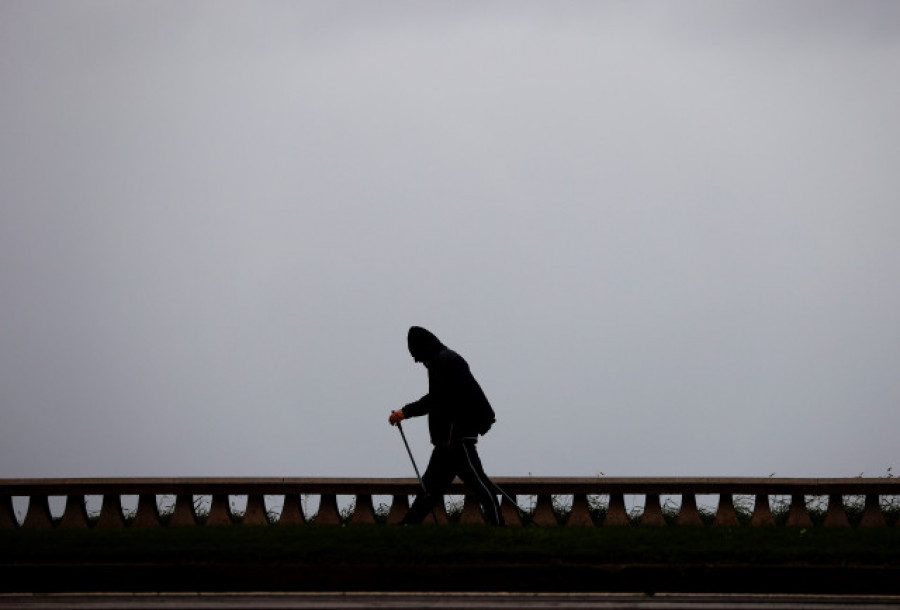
[749,494,775,526]
[168,494,197,526]
[676,494,703,526]
[0,495,18,529]
[501,494,523,526]
[604,493,630,526]
[823,494,850,527]
[58,494,91,529]
[530,494,556,526]
[130,494,162,528]
[95,494,126,528]
[860,494,886,527]
[205,494,233,526]
[567,494,594,526]
[242,494,270,526]
[713,493,740,526]
[278,494,307,525]
[641,494,666,526]
[22,494,54,529]
[604,493,629,526]
[316,494,342,524]
[387,494,408,524]
[349,494,377,524]
[785,494,813,527]
[458,494,485,524]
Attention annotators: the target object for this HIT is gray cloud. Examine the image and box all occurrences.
[1,1,898,479]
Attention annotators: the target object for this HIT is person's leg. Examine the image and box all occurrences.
[453,440,504,525]
[402,445,456,524]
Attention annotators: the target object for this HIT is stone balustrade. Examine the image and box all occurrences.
[1,477,897,529]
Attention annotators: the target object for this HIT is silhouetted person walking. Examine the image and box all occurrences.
[389,326,504,525]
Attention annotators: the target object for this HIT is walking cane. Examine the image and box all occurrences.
[491,481,527,519]
[395,418,439,524]
[396,420,425,493]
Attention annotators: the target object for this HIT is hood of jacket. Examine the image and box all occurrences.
[407,326,445,362]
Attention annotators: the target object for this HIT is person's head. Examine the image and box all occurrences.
[407,326,443,366]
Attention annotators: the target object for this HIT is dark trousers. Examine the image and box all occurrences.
[403,439,504,525]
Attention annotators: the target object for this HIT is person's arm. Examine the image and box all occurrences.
[389,394,432,425]
[389,355,446,425]
[401,394,433,418]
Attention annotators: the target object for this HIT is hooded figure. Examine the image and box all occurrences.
[389,326,503,525]
[404,326,495,445]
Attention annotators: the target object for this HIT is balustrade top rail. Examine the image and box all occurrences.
[2,477,899,495]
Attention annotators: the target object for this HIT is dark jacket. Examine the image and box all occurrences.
[401,327,495,446]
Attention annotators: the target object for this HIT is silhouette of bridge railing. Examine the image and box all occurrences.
[2,477,898,529]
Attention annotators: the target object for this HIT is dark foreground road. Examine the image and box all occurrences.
[7,563,900,596]
[3,592,900,609]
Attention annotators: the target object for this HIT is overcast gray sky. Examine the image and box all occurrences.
[1,1,898,480]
